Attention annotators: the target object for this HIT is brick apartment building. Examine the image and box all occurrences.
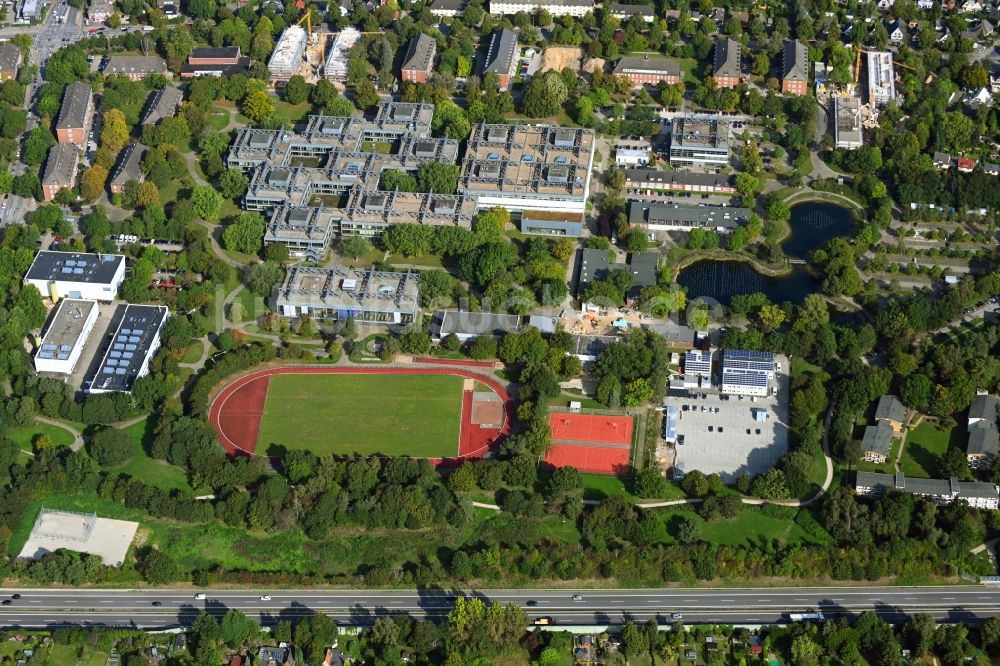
[711,37,741,88]
[612,54,681,86]
[0,43,22,81]
[780,39,808,96]
[42,143,80,201]
[181,46,251,77]
[482,28,518,92]
[400,33,436,84]
[54,81,94,146]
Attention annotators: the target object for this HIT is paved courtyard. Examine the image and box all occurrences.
[670,355,790,481]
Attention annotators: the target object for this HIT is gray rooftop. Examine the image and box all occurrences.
[968,424,999,457]
[628,201,749,230]
[401,33,436,75]
[104,55,166,76]
[25,251,125,284]
[781,39,808,82]
[41,143,79,188]
[109,143,148,189]
[483,28,518,77]
[875,394,905,424]
[713,38,741,79]
[55,81,92,131]
[970,394,1000,422]
[628,251,659,288]
[624,168,735,189]
[856,470,1000,500]
[861,420,894,456]
[141,86,183,126]
[36,299,98,360]
[613,54,680,77]
[0,42,21,74]
[433,310,522,337]
[609,2,654,15]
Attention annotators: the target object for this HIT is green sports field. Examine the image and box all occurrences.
[255,373,465,457]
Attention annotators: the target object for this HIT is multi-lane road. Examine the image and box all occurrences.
[2,586,1000,629]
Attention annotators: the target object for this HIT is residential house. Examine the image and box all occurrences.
[488,0,593,16]
[108,143,147,195]
[957,156,977,172]
[712,37,741,88]
[968,393,1000,470]
[103,55,167,81]
[87,0,114,23]
[780,39,808,95]
[55,81,94,146]
[428,0,465,16]
[481,28,518,91]
[861,420,894,464]
[933,151,952,169]
[608,3,655,22]
[856,470,1000,509]
[966,87,993,109]
[962,0,983,11]
[400,33,436,84]
[887,18,905,43]
[613,54,682,86]
[875,394,906,434]
[0,43,22,81]
[41,143,80,201]
[140,86,182,125]
[257,647,294,666]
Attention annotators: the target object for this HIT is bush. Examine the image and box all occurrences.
[88,427,134,466]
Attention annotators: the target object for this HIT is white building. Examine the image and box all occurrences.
[489,0,593,16]
[24,252,126,302]
[832,96,864,149]
[268,26,307,81]
[866,51,896,106]
[324,27,360,80]
[720,349,775,397]
[34,299,99,375]
[682,349,713,389]
[614,138,651,166]
[86,304,168,394]
[856,471,1000,510]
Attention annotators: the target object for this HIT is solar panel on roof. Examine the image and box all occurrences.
[115,367,127,375]
[42,343,56,351]
[61,266,73,274]
[128,336,140,344]
[56,352,69,360]
[125,344,136,352]
[60,344,71,352]
[109,351,121,358]
[106,359,117,367]
[38,351,52,358]
[113,343,124,350]
[73,268,84,274]
[122,351,134,360]
[64,260,76,267]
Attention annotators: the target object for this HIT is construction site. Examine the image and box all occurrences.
[821,46,913,143]
[266,10,379,86]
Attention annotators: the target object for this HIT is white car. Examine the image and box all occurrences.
[259,595,272,601]
[194,593,206,600]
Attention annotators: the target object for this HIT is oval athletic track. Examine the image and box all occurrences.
[207,366,514,465]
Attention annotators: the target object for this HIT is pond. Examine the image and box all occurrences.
[676,202,856,306]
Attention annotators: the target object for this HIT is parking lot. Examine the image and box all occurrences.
[670,355,790,481]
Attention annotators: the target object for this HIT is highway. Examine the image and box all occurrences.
[2,586,1000,629]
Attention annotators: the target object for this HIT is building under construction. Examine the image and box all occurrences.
[866,51,896,106]
[268,25,308,82]
[832,96,863,149]
[325,27,360,80]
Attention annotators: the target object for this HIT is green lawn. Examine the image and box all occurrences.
[256,373,466,457]
[385,253,443,268]
[182,341,204,364]
[272,99,313,125]
[206,107,230,132]
[650,506,829,547]
[899,420,960,478]
[853,437,902,474]
[7,422,76,451]
[109,419,193,493]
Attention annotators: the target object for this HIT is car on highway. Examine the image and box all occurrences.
[671,612,683,619]
[194,593,206,600]
[152,601,162,606]
[260,596,271,601]
[571,594,583,602]
[1,600,10,606]
[532,617,555,625]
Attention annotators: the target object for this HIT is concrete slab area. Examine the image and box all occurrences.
[671,354,790,481]
[18,509,138,566]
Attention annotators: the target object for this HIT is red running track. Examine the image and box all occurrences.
[208,366,513,463]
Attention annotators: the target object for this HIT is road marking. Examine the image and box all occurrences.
[65,601,77,604]
[28,601,40,604]
[684,599,697,602]
[610,600,625,604]
[943,597,955,601]
[721,599,734,602]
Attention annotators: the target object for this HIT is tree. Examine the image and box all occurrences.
[681,469,709,497]
[432,100,472,140]
[474,207,509,243]
[354,79,380,110]
[223,213,265,254]
[245,261,284,297]
[140,550,180,584]
[416,162,459,194]
[80,164,109,202]
[220,609,259,648]
[521,71,568,117]
[448,462,476,492]
[100,109,129,153]
[218,168,249,200]
[135,181,160,207]
[790,634,822,666]
[284,75,310,104]
[241,90,274,123]
[88,427,134,466]
[469,335,497,360]
[23,127,55,166]
[340,235,373,259]
[192,185,224,220]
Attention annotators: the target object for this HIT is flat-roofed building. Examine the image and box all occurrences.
[608,3,655,21]
[457,123,596,213]
[324,27,360,80]
[41,143,80,201]
[623,168,736,195]
[275,263,420,324]
[0,42,22,81]
[614,138,651,166]
[339,189,477,237]
[832,96,863,148]
[34,298,99,375]
[669,116,731,168]
[108,143,147,195]
[519,211,584,236]
[103,56,167,81]
[481,28,519,91]
[613,54,681,86]
[628,201,749,237]
[430,310,521,341]
[264,205,339,260]
[856,471,1000,510]
[780,39,808,96]
[268,26,307,81]
[24,251,126,302]
[86,304,168,394]
[401,33,436,84]
[140,86,183,125]
[711,38,741,88]
[720,349,774,397]
[866,50,896,105]
[55,81,94,146]
[489,0,592,15]
[88,0,113,22]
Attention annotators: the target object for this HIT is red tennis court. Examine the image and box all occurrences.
[548,412,633,444]
[544,444,631,476]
